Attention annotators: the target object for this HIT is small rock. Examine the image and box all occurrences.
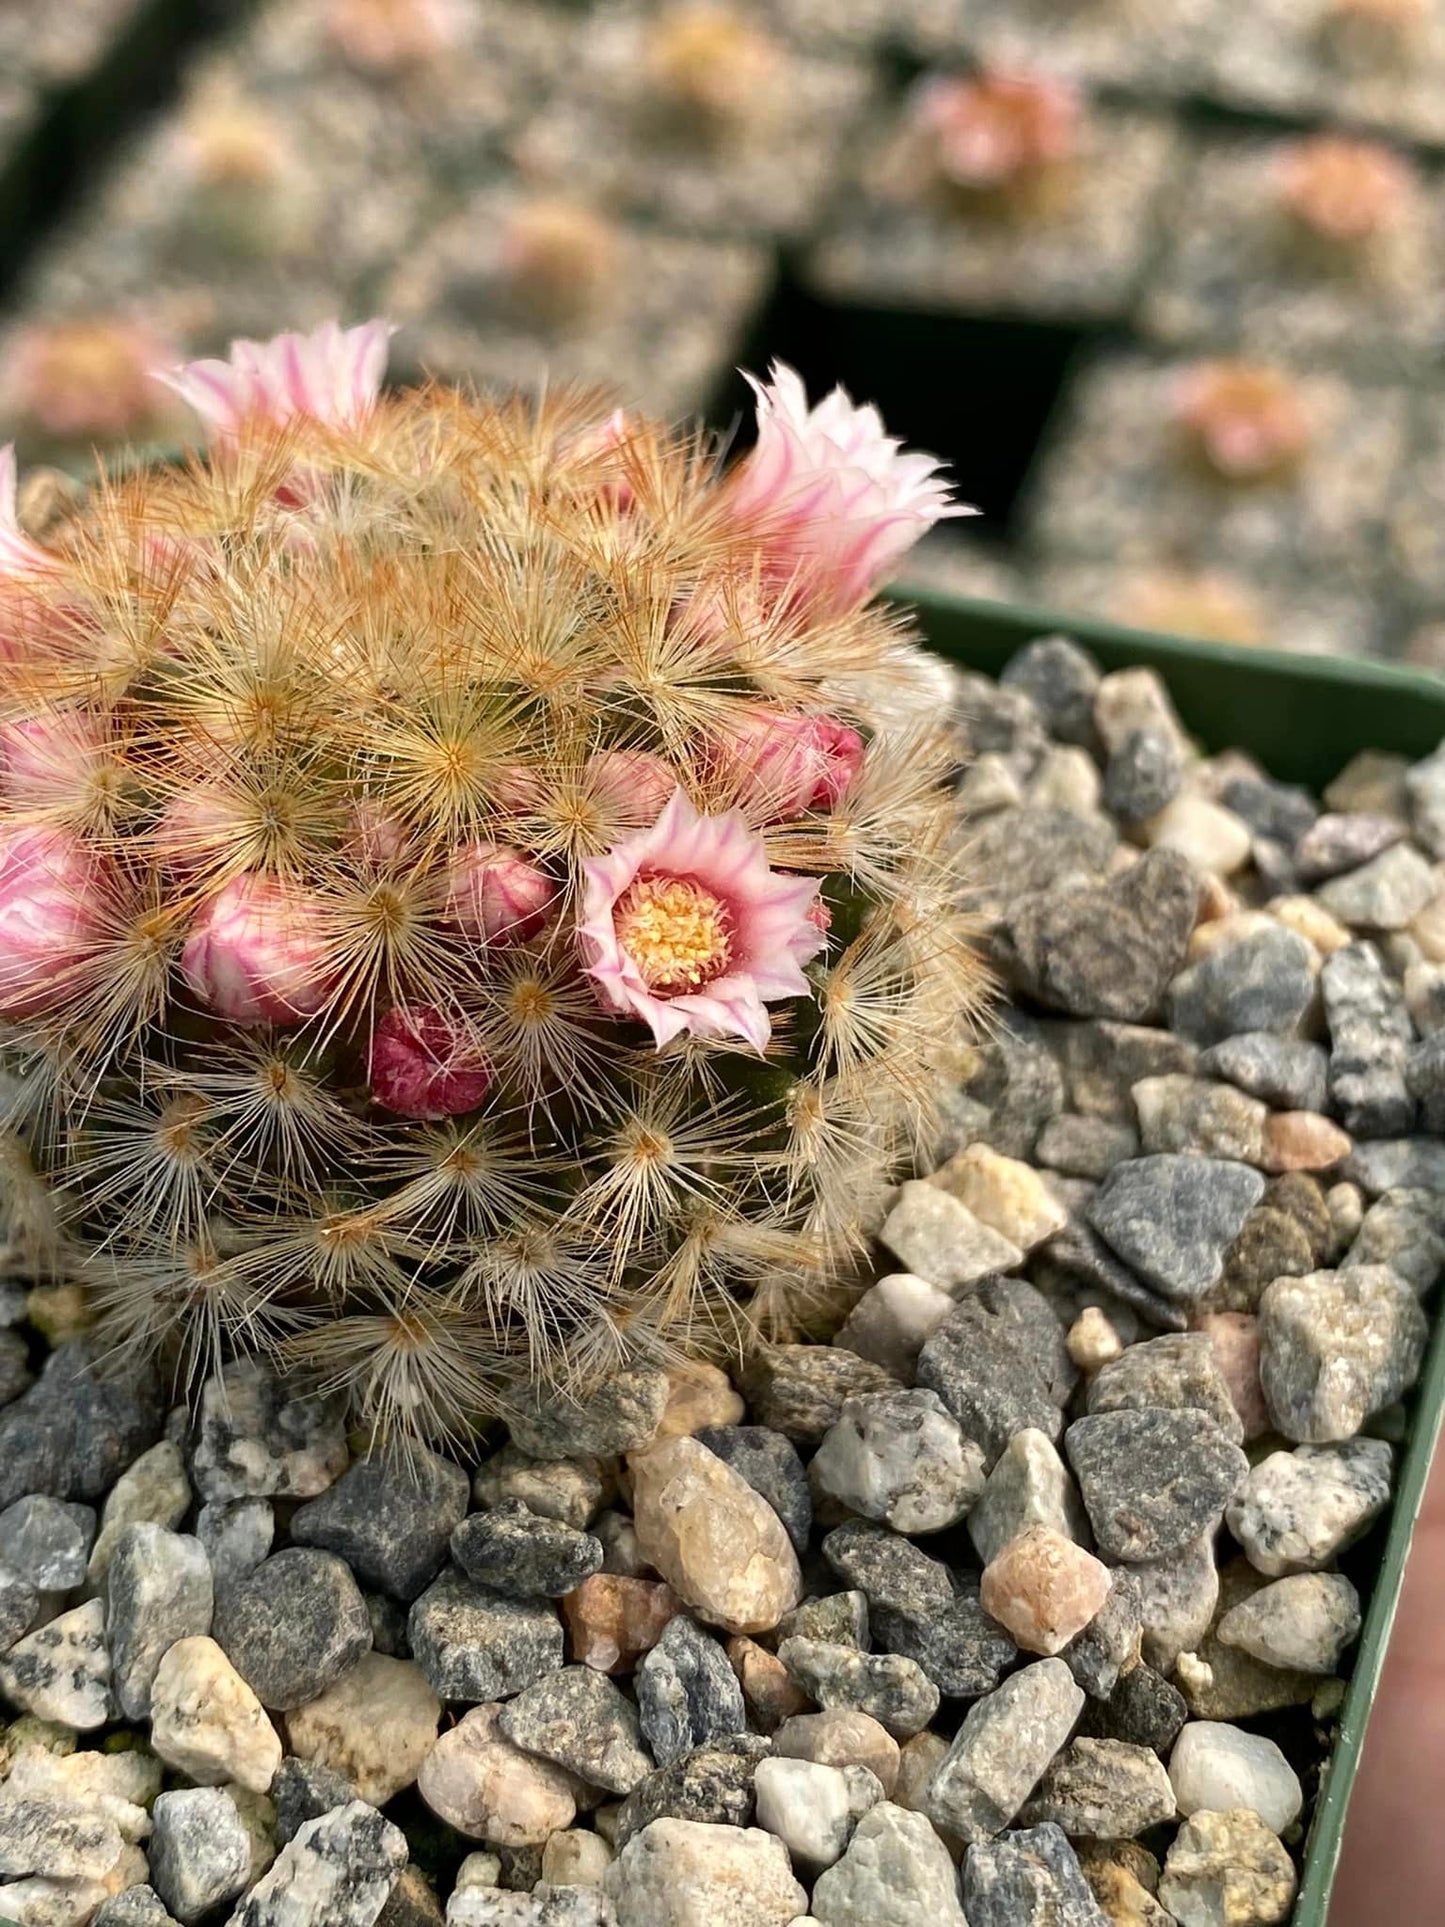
[811,1801,967,1926]
[1316,841,1436,929]
[873,1588,1019,1701]
[777,1639,939,1740]
[148,1788,251,1924]
[1028,744,1103,813]
[929,1144,1070,1251]
[752,1757,853,1872]
[85,1442,191,1586]
[105,1524,213,1723]
[1258,1265,1427,1441]
[810,1391,985,1536]
[635,1615,746,1766]
[1,1745,155,1847]
[1037,1117,1140,1182]
[0,1498,95,1592]
[1260,1111,1352,1173]
[979,1527,1111,1659]
[562,1575,680,1675]
[1345,1186,1445,1293]
[0,1566,39,1652]
[0,1599,111,1729]
[1343,1135,1445,1193]
[1023,1739,1176,1838]
[288,1651,440,1805]
[1158,1808,1296,1927]
[916,1277,1075,1465]
[1104,728,1183,825]
[1067,1308,1126,1374]
[383,1866,447,1927]
[0,1345,163,1513]
[1087,1156,1266,1305]
[1215,1571,1361,1675]
[508,1369,669,1461]
[472,1450,609,1532]
[832,1275,954,1381]
[92,1889,178,1927]
[1296,811,1403,882]
[773,1710,900,1798]
[962,1820,1109,1926]
[1077,1850,1172,1927]
[1067,1411,1247,1561]
[290,1449,469,1601]
[1220,773,1317,847]
[1059,1021,1198,1122]
[970,807,1117,918]
[726,1637,810,1734]
[452,1502,603,1600]
[0,1798,122,1880]
[499,1666,653,1796]
[602,1819,806,1927]
[1197,1033,1329,1114]
[2,1876,114,1927]
[1128,1535,1221,1674]
[1168,927,1316,1045]
[213,1548,370,1713]
[692,1427,812,1556]
[630,1438,803,1637]
[1323,944,1416,1139]
[417,1704,576,1846]
[1133,1076,1266,1165]
[149,1634,282,1792]
[1195,1313,1271,1441]
[1062,1572,1142,1700]
[1145,797,1250,877]
[272,1760,361,1845]
[228,1801,405,1927]
[1009,851,1197,1023]
[613,1734,769,1848]
[879,1184,1023,1293]
[1407,1029,1445,1132]
[1086,1332,1243,1442]
[1229,1438,1393,1577]
[408,1566,565,1702]
[968,1429,1088,1567]
[1079,1664,1187,1754]
[1168,1723,1302,1834]
[540,1831,612,1888]
[1000,635,1101,745]
[924,1658,1084,1844]
[821,1522,952,1619]
[195,1500,274,1592]
[190,1362,347,1505]
[746,1349,907,1452]
[447,1888,612,1926]
[656,1363,745,1439]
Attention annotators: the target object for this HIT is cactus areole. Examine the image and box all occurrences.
[0,322,983,1444]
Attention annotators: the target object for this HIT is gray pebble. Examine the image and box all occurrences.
[925,1659,1085,1844]
[92,1888,179,1927]
[1022,1738,1176,1838]
[1128,1534,1221,1674]
[969,808,1117,919]
[451,1501,603,1599]
[777,1637,940,1739]
[1221,775,1317,848]
[499,1665,654,1796]
[408,1568,563,1703]
[0,1797,122,1879]
[956,1012,1066,1157]
[1087,1155,1265,1305]
[1079,1663,1187,1753]
[1132,1075,1266,1166]
[1063,1570,1142,1700]
[1215,1572,1362,1674]
[1343,1136,1445,1193]
[916,1276,1076,1464]
[213,1547,371,1711]
[1295,811,1404,882]
[1059,1020,1199,1122]
[636,1615,747,1766]
[821,1520,953,1619]
[1259,1265,1428,1441]
[0,1566,38,1651]
[272,1758,362,1845]
[811,1801,968,1927]
[148,1788,251,1924]
[1225,1438,1394,1577]
[873,1589,1019,1700]
[741,1347,900,1448]
[1086,1333,1243,1443]
[106,1524,213,1720]
[1168,926,1316,1044]
[1343,1186,1445,1293]
[195,1499,274,1591]
[0,1595,112,1727]
[290,1449,470,1601]
[1197,1033,1330,1113]
[0,1496,95,1590]
[968,1428,1089,1568]
[229,1800,406,1927]
[1035,1115,1140,1180]
[1008,850,1197,1023]
[1323,944,1417,1139]
[999,635,1102,745]
[1067,1411,1248,1561]
[0,1344,162,1509]
[507,1368,668,1460]
[613,1734,769,1849]
[963,1822,1109,1926]
[781,1592,870,1648]
[190,1362,347,1505]
[693,1425,812,1554]
[1316,842,1436,930]
[1103,728,1184,824]
[1037,1222,1190,1332]
[810,1390,986,1536]
[1406,1030,1445,1132]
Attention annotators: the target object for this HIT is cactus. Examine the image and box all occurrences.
[0,324,982,1447]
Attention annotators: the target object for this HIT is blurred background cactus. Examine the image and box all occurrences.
[0,324,981,1446]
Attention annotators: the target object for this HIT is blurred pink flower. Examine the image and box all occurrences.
[577,786,823,1051]
[711,707,864,819]
[367,1003,493,1119]
[727,362,967,615]
[913,71,1082,191]
[445,841,558,945]
[0,826,110,1019]
[0,446,58,581]
[160,319,393,444]
[1175,362,1310,483]
[6,318,169,443]
[181,872,337,1025]
[1277,134,1413,244]
[0,709,111,808]
[585,749,679,827]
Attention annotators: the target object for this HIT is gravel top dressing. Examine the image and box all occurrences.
[2,629,1443,1927]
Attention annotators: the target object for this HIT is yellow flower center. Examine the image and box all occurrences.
[615,875,733,993]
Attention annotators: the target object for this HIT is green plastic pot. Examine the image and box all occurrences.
[905,585,1445,1927]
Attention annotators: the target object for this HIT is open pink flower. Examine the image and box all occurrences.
[0,827,110,1019]
[181,873,337,1026]
[577,787,824,1051]
[726,363,967,615]
[445,842,558,945]
[912,71,1082,192]
[368,1004,493,1119]
[710,708,864,819]
[0,446,58,582]
[159,319,393,444]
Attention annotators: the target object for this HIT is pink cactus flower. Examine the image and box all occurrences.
[585,749,679,827]
[1277,134,1413,245]
[912,71,1082,192]
[181,872,337,1026]
[1175,362,1311,483]
[5,317,170,443]
[159,319,393,444]
[367,1003,493,1119]
[0,709,111,808]
[577,786,824,1051]
[0,446,58,582]
[710,708,864,819]
[0,826,110,1019]
[445,841,558,945]
[727,362,967,615]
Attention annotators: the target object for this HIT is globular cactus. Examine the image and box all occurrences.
[0,322,982,1446]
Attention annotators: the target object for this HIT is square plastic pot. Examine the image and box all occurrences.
[906,584,1445,1926]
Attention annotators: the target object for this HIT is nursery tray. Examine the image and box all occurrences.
[906,584,1445,1927]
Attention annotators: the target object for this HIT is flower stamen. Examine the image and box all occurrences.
[614,875,734,993]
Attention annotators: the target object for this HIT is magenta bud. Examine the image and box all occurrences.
[181,872,337,1026]
[368,1003,493,1119]
[0,826,110,1019]
[712,707,864,819]
[586,748,678,826]
[445,841,557,944]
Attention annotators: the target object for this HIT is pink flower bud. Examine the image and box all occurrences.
[0,827,110,1019]
[586,749,679,827]
[153,787,252,876]
[711,708,864,819]
[345,798,409,865]
[1277,134,1413,245]
[367,1003,493,1119]
[445,842,558,945]
[1174,362,1310,483]
[181,872,337,1026]
[912,71,1082,192]
[0,709,111,808]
